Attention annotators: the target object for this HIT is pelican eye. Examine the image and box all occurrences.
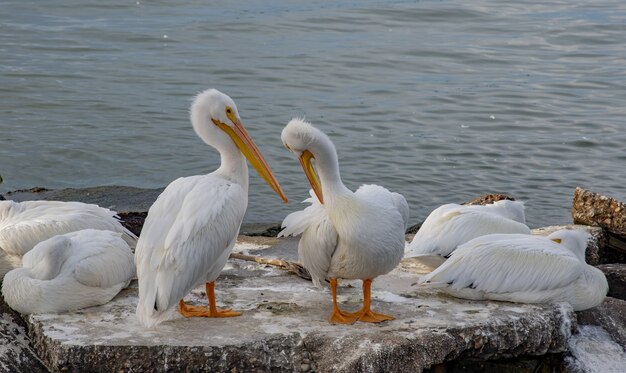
[551,238,562,244]
[284,143,291,150]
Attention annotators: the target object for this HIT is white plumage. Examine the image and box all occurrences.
[420,229,608,311]
[135,89,286,327]
[406,200,530,257]
[0,200,136,279]
[279,118,408,324]
[1,229,135,314]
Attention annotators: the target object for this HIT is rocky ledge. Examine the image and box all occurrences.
[24,237,575,373]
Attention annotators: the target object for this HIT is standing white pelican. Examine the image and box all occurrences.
[406,200,530,257]
[279,119,408,324]
[2,229,135,314]
[135,89,287,327]
[0,200,136,279]
[420,229,608,311]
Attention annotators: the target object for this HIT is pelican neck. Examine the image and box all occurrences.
[215,143,249,187]
[310,138,351,203]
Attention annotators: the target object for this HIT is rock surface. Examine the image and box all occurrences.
[595,264,626,301]
[576,297,626,348]
[0,298,48,372]
[25,237,575,373]
[572,187,626,237]
[5,186,163,213]
[531,225,607,265]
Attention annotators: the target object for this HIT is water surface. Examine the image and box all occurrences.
[1,0,625,226]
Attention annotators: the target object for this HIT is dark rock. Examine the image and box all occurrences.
[117,211,148,237]
[5,185,163,214]
[576,297,626,347]
[595,264,626,301]
[0,297,49,372]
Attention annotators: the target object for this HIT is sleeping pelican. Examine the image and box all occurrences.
[420,229,608,311]
[406,200,530,257]
[135,89,287,327]
[279,119,408,324]
[2,229,135,314]
[0,200,136,279]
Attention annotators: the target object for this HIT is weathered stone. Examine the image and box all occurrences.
[595,264,626,301]
[0,297,48,372]
[24,238,575,373]
[531,225,607,265]
[576,297,626,348]
[572,187,626,244]
[563,325,626,373]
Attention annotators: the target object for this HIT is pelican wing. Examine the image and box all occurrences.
[135,175,246,324]
[407,204,531,257]
[355,184,409,229]
[68,230,135,289]
[421,234,583,294]
[279,189,337,287]
[0,200,135,256]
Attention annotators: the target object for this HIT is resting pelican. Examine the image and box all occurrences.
[279,119,408,324]
[420,229,608,311]
[406,200,530,257]
[0,200,136,279]
[2,229,135,314]
[135,89,287,327]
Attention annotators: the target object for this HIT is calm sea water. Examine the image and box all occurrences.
[1,0,625,227]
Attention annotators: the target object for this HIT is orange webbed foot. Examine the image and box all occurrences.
[329,308,358,325]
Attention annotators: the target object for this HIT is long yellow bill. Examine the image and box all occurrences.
[213,118,288,203]
[299,150,324,204]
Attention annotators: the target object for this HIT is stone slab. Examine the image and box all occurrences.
[25,238,575,372]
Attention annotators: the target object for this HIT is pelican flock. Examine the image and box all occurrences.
[420,229,608,311]
[0,200,136,279]
[0,88,610,330]
[2,229,135,314]
[406,200,530,257]
[135,89,287,327]
[279,119,409,324]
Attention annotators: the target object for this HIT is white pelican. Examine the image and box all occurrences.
[135,89,287,327]
[279,119,408,324]
[0,200,136,279]
[406,200,530,257]
[420,229,608,311]
[2,229,135,314]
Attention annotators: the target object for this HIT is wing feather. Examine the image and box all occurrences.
[421,234,583,294]
[135,174,246,326]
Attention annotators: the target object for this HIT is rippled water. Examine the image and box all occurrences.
[1,0,625,226]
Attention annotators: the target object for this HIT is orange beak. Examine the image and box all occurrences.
[298,150,324,204]
[213,117,288,203]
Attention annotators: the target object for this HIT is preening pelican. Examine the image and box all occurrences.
[279,119,408,324]
[406,200,530,257]
[0,200,136,279]
[2,229,135,314]
[420,229,608,311]
[135,89,287,328]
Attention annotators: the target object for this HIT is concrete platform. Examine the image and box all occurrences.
[23,237,575,372]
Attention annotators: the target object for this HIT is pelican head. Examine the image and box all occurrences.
[548,229,590,261]
[190,89,287,203]
[282,118,337,204]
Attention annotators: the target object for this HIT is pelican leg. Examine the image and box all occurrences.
[178,282,242,318]
[329,278,358,324]
[349,279,394,323]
